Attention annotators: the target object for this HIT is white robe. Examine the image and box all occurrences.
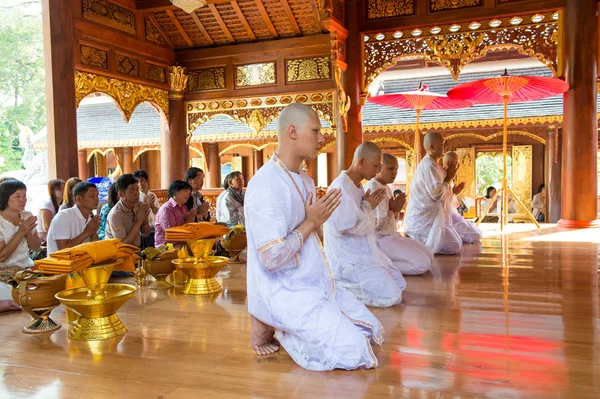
[245,157,384,371]
[404,155,462,255]
[324,172,405,307]
[450,196,483,244]
[364,178,433,275]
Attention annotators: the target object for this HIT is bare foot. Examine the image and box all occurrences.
[0,300,21,313]
[251,315,280,356]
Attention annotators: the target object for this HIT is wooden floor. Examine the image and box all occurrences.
[1,224,599,399]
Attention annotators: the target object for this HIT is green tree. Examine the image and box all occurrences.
[476,153,512,196]
[0,1,45,173]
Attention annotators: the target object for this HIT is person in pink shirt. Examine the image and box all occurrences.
[154,180,197,246]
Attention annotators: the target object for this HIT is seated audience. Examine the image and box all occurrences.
[105,174,150,247]
[480,186,500,223]
[59,177,82,211]
[184,167,211,222]
[36,179,64,242]
[531,184,546,222]
[46,182,100,255]
[98,183,119,240]
[217,171,245,227]
[154,180,196,246]
[134,170,160,226]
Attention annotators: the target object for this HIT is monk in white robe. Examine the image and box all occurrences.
[442,152,483,244]
[404,132,462,255]
[365,154,434,275]
[245,103,384,371]
[324,142,405,307]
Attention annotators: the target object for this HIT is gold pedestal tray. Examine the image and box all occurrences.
[172,256,229,295]
[55,260,136,341]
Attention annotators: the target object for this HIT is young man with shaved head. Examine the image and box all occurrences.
[442,151,483,244]
[324,142,405,307]
[365,153,434,275]
[244,103,385,371]
[404,132,462,255]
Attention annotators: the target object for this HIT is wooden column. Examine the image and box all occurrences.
[241,156,252,185]
[559,0,599,227]
[546,127,562,223]
[341,0,363,170]
[305,157,318,184]
[207,143,221,189]
[78,150,88,181]
[253,149,264,173]
[326,152,336,185]
[122,147,134,175]
[42,0,78,180]
[161,67,189,189]
[95,155,107,178]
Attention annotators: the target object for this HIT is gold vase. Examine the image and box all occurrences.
[172,256,229,295]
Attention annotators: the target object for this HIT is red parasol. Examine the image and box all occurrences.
[447,70,569,230]
[369,83,472,161]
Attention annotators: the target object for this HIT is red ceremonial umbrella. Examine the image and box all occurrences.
[369,83,472,162]
[447,70,569,229]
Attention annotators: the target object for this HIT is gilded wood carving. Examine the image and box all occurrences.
[430,0,481,12]
[367,0,414,19]
[116,54,139,77]
[364,11,560,86]
[286,57,331,82]
[188,68,226,91]
[511,145,533,210]
[235,63,276,87]
[146,63,166,83]
[75,70,169,122]
[82,0,136,35]
[456,147,477,218]
[145,18,169,47]
[80,45,108,69]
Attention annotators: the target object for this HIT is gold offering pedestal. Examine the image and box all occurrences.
[55,259,136,341]
[172,256,229,295]
[144,250,177,290]
[10,271,66,334]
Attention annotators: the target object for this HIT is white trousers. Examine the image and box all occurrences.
[378,235,434,275]
[451,214,483,244]
[439,226,462,255]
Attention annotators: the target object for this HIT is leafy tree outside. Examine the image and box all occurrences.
[476,153,512,197]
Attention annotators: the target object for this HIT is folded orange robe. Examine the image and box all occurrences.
[165,222,230,241]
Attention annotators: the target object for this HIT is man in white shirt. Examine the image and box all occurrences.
[365,154,434,275]
[404,132,462,255]
[47,182,101,255]
[324,142,406,307]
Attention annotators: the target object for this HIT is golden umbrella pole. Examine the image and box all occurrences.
[414,108,422,163]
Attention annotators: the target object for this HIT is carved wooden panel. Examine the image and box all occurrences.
[456,147,477,219]
[430,0,482,12]
[146,63,166,83]
[367,0,414,19]
[80,44,108,69]
[145,18,169,47]
[512,145,533,211]
[286,57,331,83]
[116,54,139,77]
[188,67,226,91]
[82,0,136,35]
[235,62,276,87]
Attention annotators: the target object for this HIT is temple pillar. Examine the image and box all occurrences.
[305,157,318,183]
[161,67,189,189]
[326,152,336,185]
[122,146,134,175]
[340,0,362,170]
[207,143,221,189]
[546,127,562,223]
[95,154,107,177]
[559,0,599,227]
[253,149,264,173]
[42,0,78,180]
[241,156,252,185]
[78,150,88,181]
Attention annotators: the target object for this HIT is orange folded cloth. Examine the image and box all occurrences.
[165,222,230,241]
[35,239,139,274]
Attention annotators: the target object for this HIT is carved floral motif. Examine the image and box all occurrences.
[82,0,136,35]
[146,63,166,83]
[430,0,481,12]
[80,45,108,69]
[235,63,276,87]
[367,0,414,19]
[145,18,169,47]
[188,68,226,91]
[286,57,331,82]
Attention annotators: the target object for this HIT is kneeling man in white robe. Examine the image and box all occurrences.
[404,132,462,255]
[364,153,434,275]
[245,103,385,371]
[442,152,483,244]
[324,142,406,307]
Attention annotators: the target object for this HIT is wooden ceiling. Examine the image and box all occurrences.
[136,0,324,49]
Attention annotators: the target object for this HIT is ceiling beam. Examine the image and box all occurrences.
[231,1,256,41]
[254,0,278,39]
[148,14,175,49]
[136,0,230,12]
[190,11,215,45]
[280,0,302,36]
[208,3,236,43]
[165,8,195,47]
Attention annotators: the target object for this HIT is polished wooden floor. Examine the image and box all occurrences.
[1,224,599,398]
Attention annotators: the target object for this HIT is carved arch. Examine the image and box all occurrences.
[445,131,546,145]
[133,146,161,161]
[219,143,263,156]
[87,148,115,162]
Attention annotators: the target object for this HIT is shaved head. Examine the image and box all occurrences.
[377,153,399,184]
[382,153,398,166]
[276,103,319,141]
[442,151,459,167]
[423,131,445,159]
[353,141,382,163]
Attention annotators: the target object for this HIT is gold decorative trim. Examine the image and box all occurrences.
[75,71,169,122]
[189,127,336,144]
[169,66,189,100]
[364,11,560,86]
[86,148,115,162]
[235,62,276,87]
[367,0,414,19]
[188,67,226,91]
[219,143,263,156]
[445,131,546,144]
[369,136,414,151]
[257,237,285,253]
[133,146,161,161]
[430,0,481,12]
[80,45,108,69]
[286,57,331,82]
[334,66,350,130]
[147,63,166,83]
[82,0,135,35]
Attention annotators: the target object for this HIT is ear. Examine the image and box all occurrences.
[288,125,298,140]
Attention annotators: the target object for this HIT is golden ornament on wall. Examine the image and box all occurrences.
[286,57,331,82]
[145,18,169,47]
[367,0,414,19]
[75,70,169,122]
[169,66,188,99]
[188,67,226,91]
[82,0,136,35]
[146,63,166,83]
[80,45,108,69]
[235,63,276,87]
[430,0,481,12]
[116,54,139,77]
